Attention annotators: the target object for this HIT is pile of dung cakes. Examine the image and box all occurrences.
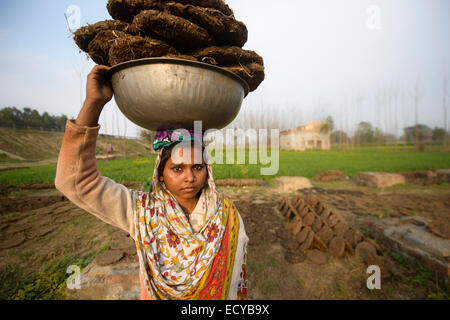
[73,0,264,92]
[278,194,388,271]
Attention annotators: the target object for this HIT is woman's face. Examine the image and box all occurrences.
[160,145,207,201]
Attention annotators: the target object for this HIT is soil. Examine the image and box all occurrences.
[73,20,134,52]
[307,185,450,226]
[74,1,264,92]
[124,2,247,47]
[159,3,247,46]
[355,241,377,264]
[190,46,263,66]
[0,167,31,172]
[215,179,266,187]
[314,170,346,182]
[96,250,125,266]
[399,170,449,186]
[307,249,328,265]
[162,54,199,62]
[88,30,128,66]
[284,249,306,264]
[109,34,179,66]
[227,182,450,299]
[329,236,345,257]
[428,220,450,239]
[0,197,118,274]
[107,0,234,23]
[276,191,384,273]
[133,10,215,50]
[296,227,309,244]
[107,0,148,23]
[222,63,265,92]
[1,181,448,299]
[0,195,66,215]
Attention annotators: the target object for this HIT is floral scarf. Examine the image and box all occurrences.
[133,139,248,300]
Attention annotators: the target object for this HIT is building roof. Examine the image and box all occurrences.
[280,121,327,135]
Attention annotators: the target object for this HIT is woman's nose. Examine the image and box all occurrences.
[184,169,196,182]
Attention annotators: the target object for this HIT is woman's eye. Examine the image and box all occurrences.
[195,165,204,170]
[172,167,182,172]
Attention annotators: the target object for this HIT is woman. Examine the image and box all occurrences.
[55,65,249,300]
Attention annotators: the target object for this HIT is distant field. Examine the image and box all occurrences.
[331,142,449,152]
[1,148,449,186]
[0,127,151,161]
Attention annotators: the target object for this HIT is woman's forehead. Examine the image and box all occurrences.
[167,144,204,165]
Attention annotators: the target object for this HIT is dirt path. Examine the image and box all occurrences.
[0,149,25,161]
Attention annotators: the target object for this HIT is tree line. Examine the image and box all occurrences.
[0,107,69,132]
[321,116,449,146]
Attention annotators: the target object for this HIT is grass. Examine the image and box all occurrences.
[379,243,450,299]
[390,251,408,267]
[0,241,111,300]
[275,149,450,179]
[0,165,58,185]
[0,147,449,186]
[409,264,435,289]
[331,142,449,152]
[333,281,348,298]
[1,256,82,300]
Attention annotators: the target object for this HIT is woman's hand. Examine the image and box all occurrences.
[75,65,113,127]
[85,65,113,108]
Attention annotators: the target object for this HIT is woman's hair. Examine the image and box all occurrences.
[158,141,207,180]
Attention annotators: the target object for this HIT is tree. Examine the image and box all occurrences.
[354,121,374,145]
[0,107,17,127]
[0,107,68,131]
[374,127,385,144]
[54,115,68,131]
[383,133,398,143]
[30,110,41,128]
[42,112,55,130]
[403,124,432,142]
[0,107,25,128]
[331,130,349,145]
[432,127,446,142]
[320,115,335,134]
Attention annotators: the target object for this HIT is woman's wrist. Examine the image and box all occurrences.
[75,99,105,127]
[84,98,107,111]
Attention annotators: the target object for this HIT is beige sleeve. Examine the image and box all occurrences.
[54,120,136,240]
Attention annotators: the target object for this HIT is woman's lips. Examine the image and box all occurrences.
[182,187,195,192]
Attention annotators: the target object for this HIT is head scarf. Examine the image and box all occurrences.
[153,128,204,151]
[133,129,246,300]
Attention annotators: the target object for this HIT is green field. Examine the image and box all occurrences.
[1,148,449,186]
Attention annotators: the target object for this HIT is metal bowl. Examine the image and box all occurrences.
[107,58,249,131]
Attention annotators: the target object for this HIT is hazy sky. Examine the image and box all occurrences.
[0,0,449,137]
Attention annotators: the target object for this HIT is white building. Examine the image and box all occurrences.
[280,121,331,151]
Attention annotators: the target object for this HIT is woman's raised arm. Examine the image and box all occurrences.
[55,65,138,239]
[75,65,113,127]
